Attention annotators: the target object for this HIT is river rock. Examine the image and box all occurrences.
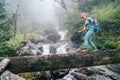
[0,70,25,80]
[50,69,70,80]
[28,42,42,55]
[67,64,120,80]
[71,31,83,44]
[16,46,33,56]
[27,34,51,44]
[49,45,57,54]
[71,72,87,80]
[17,41,43,56]
[106,64,120,74]
[46,32,61,43]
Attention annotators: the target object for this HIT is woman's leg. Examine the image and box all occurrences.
[88,35,97,50]
[83,30,91,49]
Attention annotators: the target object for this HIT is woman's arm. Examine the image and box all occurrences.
[78,26,87,32]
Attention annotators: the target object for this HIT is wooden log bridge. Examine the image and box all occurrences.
[1,49,120,73]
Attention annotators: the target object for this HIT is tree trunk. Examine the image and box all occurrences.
[0,70,25,80]
[1,49,120,73]
[0,58,10,74]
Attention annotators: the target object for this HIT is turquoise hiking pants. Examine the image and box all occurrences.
[83,28,97,50]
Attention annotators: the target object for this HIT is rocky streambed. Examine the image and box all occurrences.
[16,31,120,80]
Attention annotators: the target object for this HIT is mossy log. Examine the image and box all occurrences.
[1,49,120,73]
[1,70,25,80]
[0,59,10,74]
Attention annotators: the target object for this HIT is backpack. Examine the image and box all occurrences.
[89,16,100,32]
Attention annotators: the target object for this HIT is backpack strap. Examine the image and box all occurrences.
[88,16,97,23]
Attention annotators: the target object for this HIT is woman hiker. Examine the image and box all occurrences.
[78,12,98,52]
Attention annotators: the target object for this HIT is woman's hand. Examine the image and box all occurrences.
[78,30,82,32]
[78,27,86,32]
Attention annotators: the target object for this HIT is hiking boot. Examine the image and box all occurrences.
[93,49,98,52]
[80,48,87,52]
[76,48,81,52]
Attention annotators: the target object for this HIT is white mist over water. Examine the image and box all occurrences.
[6,0,60,29]
[58,30,68,40]
[42,44,50,55]
[56,43,68,54]
[42,30,68,55]
[6,1,73,79]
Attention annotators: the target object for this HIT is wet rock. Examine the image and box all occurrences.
[27,34,51,44]
[50,69,70,80]
[17,41,43,56]
[28,42,42,55]
[47,33,61,43]
[28,36,43,44]
[49,46,57,54]
[71,72,87,80]
[17,46,33,56]
[63,64,120,80]
[77,68,95,76]
[38,45,43,53]
[106,64,120,74]
[87,76,107,80]
[71,32,83,44]
[0,70,25,80]
[109,75,120,80]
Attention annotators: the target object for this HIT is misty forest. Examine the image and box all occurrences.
[0,0,120,80]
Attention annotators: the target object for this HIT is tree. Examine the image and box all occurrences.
[63,0,120,50]
[71,0,116,12]
[0,0,18,57]
[0,0,12,42]
[91,1,120,50]
[54,0,67,10]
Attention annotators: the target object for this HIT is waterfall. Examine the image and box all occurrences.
[42,30,68,55]
[56,30,68,54]
[56,43,68,54]
[58,30,68,40]
[42,44,50,55]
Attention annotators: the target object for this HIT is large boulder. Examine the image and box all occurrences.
[47,33,61,43]
[1,70,25,80]
[69,65,120,80]
[27,34,50,44]
[49,45,57,54]
[71,32,83,45]
[17,41,43,56]
[50,69,70,80]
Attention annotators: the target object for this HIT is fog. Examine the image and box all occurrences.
[5,0,65,30]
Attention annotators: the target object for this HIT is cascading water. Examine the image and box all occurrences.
[41,30,68,55]
[56,30,68,54]
[6,0,120,79]
[56,43,68,54]
[42,44,50,55]
[58,31,68,40]
[41,30,73,79]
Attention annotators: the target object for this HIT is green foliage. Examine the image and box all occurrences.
[0,0,6,19]
[0,0,20,57]
[0,34,24,57]
[91,1,120,50]
[72,0,115,12]
[19,71,50,80]
[0,0,12,42]
[64,9,83,37]
[64,0,120,50]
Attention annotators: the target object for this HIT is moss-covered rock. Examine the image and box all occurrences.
[47,33,61,43]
